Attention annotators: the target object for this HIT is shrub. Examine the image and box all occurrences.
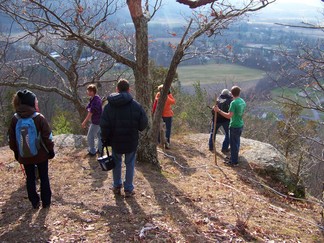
[52,108,77,135]
[173,82,211,134]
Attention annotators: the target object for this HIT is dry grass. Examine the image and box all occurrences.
[0,134,323,242]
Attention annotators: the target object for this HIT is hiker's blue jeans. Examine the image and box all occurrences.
[87,123,102,154]
[24,161,51,207]
[162,117,172,144]
[112,150,136,192]
[208,121,230,151]
[230,126,243,164]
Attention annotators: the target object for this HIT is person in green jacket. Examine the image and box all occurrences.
[214,86,246,166]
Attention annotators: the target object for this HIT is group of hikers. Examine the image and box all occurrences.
[209,86,246,166]
[7,78,245,209]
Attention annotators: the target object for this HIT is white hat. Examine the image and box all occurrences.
[221,89,230,96]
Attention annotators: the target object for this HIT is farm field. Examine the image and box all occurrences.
[177,64,266,86]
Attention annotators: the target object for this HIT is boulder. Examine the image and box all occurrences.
[53,134,87,148]
[239,137,288,177]
[233,136,305,197]
[186,133,305,197]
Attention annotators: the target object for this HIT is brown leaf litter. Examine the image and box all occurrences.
[0,134,323,242]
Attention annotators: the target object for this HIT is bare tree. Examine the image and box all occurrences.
[271,20,324,198]
[0,0,275,165]
[273,19,324,116]
[0,0,120,121]
[273,25,323,156]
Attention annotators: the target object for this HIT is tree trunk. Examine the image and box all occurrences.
[74,99,87,123]
[128,0,159,166]
[151,47,184,143]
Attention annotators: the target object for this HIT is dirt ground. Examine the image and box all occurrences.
[0,134,323,242]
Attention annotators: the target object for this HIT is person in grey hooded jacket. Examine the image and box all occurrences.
[100,79,148,197]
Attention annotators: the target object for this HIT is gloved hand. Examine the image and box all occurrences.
[14,151,19,161]
[48,150,55,160]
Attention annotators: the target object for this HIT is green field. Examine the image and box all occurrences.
[271,86,323,102]
[177,64,266,86]
[271,87,300,99]
[271,86,324,120]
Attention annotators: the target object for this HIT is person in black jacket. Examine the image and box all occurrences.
[208,89,233,153]
[100,79,148,197]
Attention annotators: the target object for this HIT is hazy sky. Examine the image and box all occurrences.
[163,0,323,18]
[262,0,323,10]
[278,0,322,7]
[159,0,323,24]
[255,0,323,21]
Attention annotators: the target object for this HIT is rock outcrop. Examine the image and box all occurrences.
[186,133,305,197]
[53,134,87,148]
[239,137,305,197]
[239,137,288,177]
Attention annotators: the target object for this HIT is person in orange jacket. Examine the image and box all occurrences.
[153,84,176,148]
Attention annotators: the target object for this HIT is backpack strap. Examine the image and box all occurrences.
[14,113,20,120]
[31,112,40,118]
[32,112,49,153]
[14,112,39,120]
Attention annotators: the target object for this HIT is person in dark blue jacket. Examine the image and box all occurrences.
[100,79,148,197]
[208,89,233,153]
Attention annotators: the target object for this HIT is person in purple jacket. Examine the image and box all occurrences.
[82,84,103,156]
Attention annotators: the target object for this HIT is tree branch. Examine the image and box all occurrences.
[177,0,217,8]
[0,81,74,101]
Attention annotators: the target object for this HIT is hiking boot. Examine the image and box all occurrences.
[165,142,170,149]
[110,186,121,195]
[124,190,135,198]
[221,148,230,153]
[42,203,51,209]
[87,152,96,157]
[224,161,238,167]
[32,201,40,209]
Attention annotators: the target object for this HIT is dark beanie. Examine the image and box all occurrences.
[17,89,36,107]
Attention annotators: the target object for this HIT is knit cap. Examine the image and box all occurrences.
[221,89,231,96]
[17,89,36,107]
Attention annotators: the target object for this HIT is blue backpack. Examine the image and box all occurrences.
[14,112,40,158]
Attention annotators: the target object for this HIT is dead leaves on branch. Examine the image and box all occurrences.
[76,4,84,15]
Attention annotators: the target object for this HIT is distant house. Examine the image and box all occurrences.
[309,82,321,92]
[80,56,94,62]
[297,91,307,98]
[50,51,60,58]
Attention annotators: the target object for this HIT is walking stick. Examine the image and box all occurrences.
[212,94,218,165]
